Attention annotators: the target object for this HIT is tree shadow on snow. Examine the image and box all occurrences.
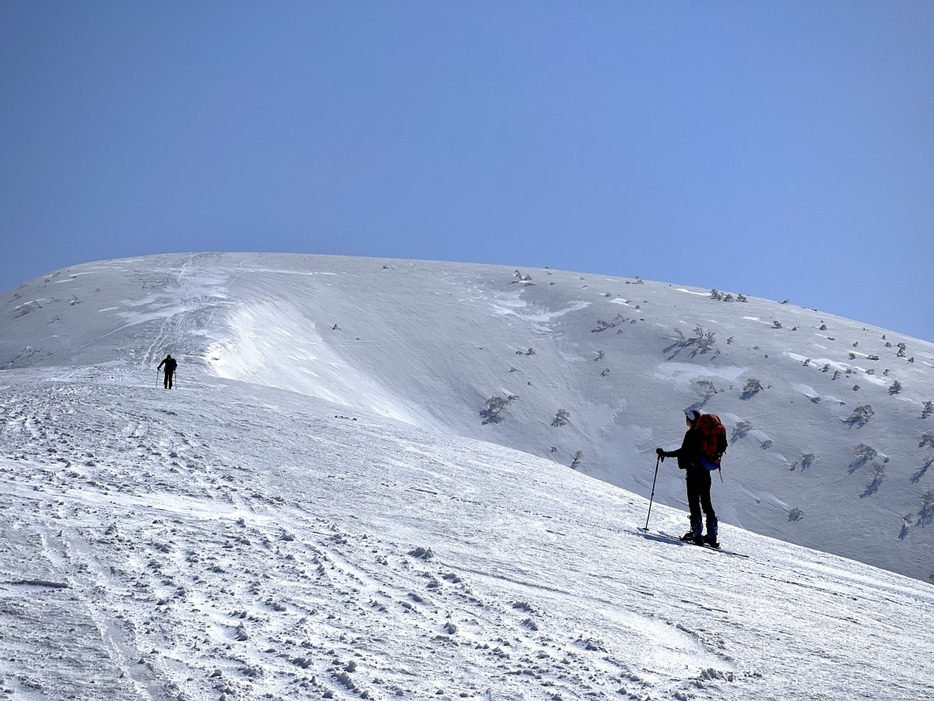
[860,477,883,498]
[910,457,933,484]
[848,456,871,474]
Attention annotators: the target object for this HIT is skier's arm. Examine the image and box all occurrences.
[657,430,692,464]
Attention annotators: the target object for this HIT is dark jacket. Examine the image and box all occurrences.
[665,427,702,471]
[158,356,177,373]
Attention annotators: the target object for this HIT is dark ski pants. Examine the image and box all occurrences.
[164,372,174,389]
[685,468,717,536]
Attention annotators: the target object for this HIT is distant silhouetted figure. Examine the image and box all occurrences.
[157,354,177,389]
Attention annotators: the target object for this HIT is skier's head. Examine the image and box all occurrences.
[684,409,701,426]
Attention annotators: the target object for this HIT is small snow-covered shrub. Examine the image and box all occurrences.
[667,326,717,358]
[732,420,753,441]
[481,395,518,424]
[592,316,625,333]
[845,405,874,427]
[741,379,764,400]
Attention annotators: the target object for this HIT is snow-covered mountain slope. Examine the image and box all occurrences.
[1,367,933,700]
[2,252,933,586]
[1,252,933,699]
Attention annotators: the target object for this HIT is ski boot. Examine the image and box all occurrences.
[704,516,720,548]
[681,517,704,546]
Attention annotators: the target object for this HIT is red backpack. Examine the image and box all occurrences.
[696,413,728,470]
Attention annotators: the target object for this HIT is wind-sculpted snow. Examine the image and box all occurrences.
[0,373,932,699]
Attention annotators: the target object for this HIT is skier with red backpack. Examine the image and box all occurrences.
[656,409,727,547]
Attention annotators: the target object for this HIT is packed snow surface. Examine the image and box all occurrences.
[1,253,932,700]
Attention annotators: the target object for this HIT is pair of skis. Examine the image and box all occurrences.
[636,527,749,558]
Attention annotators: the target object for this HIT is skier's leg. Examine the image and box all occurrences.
[699,471,718,544]
[683,474,703,541]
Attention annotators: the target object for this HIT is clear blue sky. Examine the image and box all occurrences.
[2,1,932,341]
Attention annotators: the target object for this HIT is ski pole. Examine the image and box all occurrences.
[643,455,661,531]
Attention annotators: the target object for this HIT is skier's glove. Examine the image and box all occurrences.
[656,447,666,461]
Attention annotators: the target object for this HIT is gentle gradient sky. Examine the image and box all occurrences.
[2,1,932,341]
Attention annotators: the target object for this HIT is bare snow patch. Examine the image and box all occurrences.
[653,363,746,388]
